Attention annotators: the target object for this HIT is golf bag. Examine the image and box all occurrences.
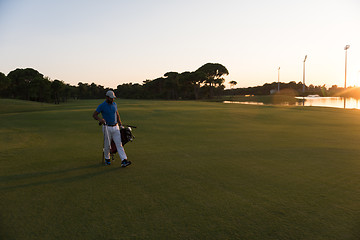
[110,125,136,154]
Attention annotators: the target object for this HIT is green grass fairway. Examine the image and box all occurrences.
[1,99,360,239]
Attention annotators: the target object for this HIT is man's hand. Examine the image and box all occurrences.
[99,119,106,125]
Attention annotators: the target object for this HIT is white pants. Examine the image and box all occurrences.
[103,125,127,161]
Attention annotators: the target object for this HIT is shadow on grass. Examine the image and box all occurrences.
[0,163,125,191]
[0,163,100,182]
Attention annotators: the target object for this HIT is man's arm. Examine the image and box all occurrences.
[116,110,122,126]
[93,111,106,125]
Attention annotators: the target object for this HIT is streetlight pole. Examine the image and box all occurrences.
[344,45,350,88]
[278,67,280,92]
[303,55,307,93]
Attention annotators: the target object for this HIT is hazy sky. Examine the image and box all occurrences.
[1,0,359,89]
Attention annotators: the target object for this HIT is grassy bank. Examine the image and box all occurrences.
[1,99,360,239]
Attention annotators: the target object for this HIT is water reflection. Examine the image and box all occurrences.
[224,97,360,110]
[295,97,360,109]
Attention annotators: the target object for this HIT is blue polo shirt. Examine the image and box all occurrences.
[96,101,118,125]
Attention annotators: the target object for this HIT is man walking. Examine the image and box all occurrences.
[92,90,131,167]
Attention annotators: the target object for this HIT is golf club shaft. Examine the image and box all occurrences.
[104,124,112,154]
[124,125,137,128]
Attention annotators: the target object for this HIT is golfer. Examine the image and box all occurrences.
[92,90,131,167]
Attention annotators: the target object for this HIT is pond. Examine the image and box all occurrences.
[224,97,360,110]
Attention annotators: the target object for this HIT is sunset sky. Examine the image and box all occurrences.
[0,0,359,89]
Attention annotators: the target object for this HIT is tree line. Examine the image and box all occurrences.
[0,63,229,103]
[0,68,88,104]
[1,63,357,103]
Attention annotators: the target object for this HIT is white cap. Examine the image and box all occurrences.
[106,90,116,98]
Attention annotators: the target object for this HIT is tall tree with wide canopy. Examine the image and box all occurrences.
[229,80,237,89]
[196,63,229,86]
[188,71,206,99]
[196,63,229,97]
[7,68,45,100]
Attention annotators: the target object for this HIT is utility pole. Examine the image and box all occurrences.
[344,45,350,88]
[303,55,307,93]
[278,67,280,92]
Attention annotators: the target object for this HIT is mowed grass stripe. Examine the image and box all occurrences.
[1,99,360,239]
